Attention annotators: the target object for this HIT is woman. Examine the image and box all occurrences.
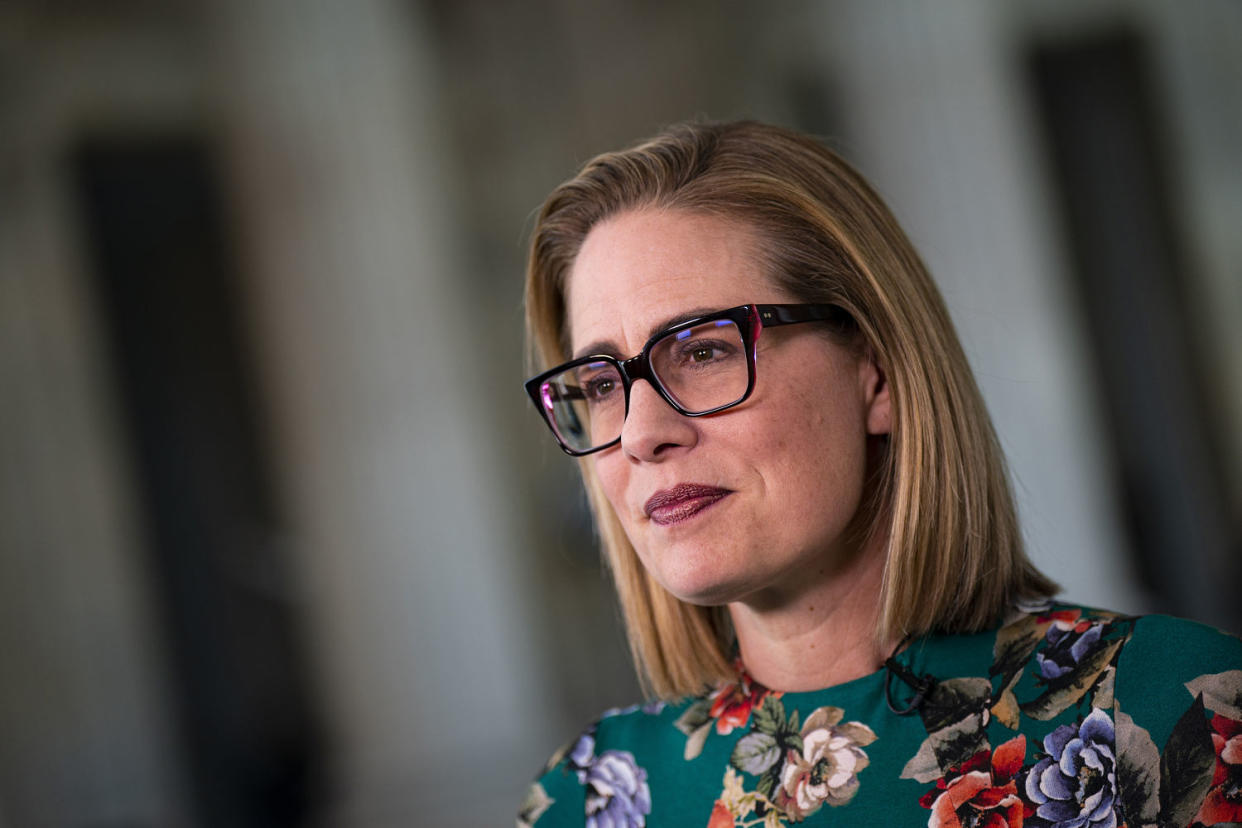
[518,121,1241,828]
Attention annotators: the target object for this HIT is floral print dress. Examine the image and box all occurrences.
[519,604,1242,827]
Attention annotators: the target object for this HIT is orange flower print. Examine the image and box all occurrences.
[708,662,774,735]
[922,735,1028,828]
[706,800,734,828]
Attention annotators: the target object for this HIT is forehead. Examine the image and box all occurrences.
[565,209,785,354]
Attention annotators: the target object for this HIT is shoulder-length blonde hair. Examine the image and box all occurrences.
[525,120,1057,699]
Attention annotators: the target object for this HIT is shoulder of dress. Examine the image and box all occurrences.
[993,599,1131,633]
[1124,611,1241,647]
[1114,611,1242,685]
[522,700,676,827]
[992,600,1241,678]
[534,697,684,775]
[591,695,697,749]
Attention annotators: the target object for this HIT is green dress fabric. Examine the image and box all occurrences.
[519,604,1242,827]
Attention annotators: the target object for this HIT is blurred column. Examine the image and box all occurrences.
[1,165,188,823]
[206,1,546,824]
[812,0,1145,612]
[0,16,191,827]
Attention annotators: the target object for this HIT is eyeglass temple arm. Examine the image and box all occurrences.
[756,303,848,327]
[541,384,586,403]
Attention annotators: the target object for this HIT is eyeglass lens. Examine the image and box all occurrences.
[538,317,749,453]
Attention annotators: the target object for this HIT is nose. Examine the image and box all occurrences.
[619,379,698,461]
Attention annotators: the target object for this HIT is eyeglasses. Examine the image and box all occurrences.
[525,303,851,456]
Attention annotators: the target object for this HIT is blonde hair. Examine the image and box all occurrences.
[525,121,1057,698]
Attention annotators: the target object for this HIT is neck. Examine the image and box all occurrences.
[727,530,898,692]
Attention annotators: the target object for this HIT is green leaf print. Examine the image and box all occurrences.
[684,721,714,762]
[755,768,778,801]
[1021,637,1123,721]
[518,782,553,828]
[1158,693,1215,828]
[919,677,992,732]
[912,677,992,774]
[674,698,713,736]
[1184,669,1242,720]
[676,698,715,761]
[1113,705,1160,827]
[732,731,782,776]
[899,735,943,784]
[752,696,787,737]
[991,612,1048,685]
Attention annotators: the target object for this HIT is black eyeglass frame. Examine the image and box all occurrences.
[524,303,852,456]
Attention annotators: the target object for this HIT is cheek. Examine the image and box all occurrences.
[590,454,629,517]
[757,382,869,499]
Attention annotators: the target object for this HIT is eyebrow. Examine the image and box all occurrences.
[572,306,723,360]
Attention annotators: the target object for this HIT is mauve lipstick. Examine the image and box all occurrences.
[643,483,732,526]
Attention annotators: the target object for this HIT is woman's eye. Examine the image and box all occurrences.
[690,346,717,363]
[584,377,617,400]
[677,339,733,365]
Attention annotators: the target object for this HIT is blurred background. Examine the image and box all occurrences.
[2,0,1240,825]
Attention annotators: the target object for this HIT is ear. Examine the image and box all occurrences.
[860,350,891,436]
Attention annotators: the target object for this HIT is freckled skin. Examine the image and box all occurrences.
[567,209,891,612]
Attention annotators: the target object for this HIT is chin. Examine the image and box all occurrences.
[638,545,755,607]
[658,581,743,608]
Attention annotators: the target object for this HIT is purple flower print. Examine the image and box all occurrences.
[570,732,597,767]
[569,731,652,828]
[1037,616,1105,681]
[601,700,667,719]
[1024,707,1119,828]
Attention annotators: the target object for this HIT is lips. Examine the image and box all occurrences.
[643,483,732,527]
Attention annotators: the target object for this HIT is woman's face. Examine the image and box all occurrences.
[566,208,891,607]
